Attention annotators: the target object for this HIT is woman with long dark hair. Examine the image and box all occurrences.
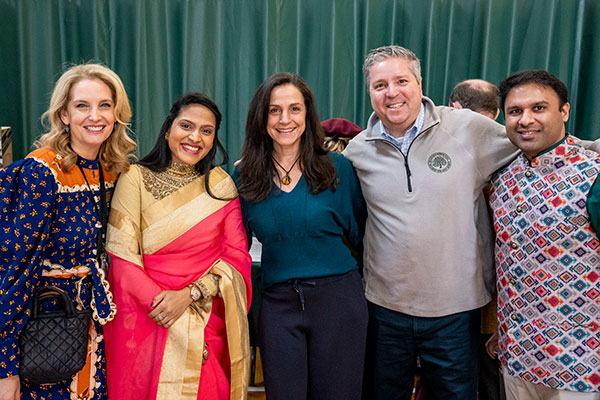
[104,92,252,400]
[235,73,367,399]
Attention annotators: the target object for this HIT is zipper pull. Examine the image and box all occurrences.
[404,157,413,192]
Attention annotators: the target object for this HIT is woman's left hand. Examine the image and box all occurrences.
[148,287,192,328]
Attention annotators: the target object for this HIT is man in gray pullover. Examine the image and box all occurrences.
[343,45,519,399]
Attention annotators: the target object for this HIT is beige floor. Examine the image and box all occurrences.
[247,392,266,400]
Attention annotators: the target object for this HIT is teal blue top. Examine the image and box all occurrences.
[234,152,366,287]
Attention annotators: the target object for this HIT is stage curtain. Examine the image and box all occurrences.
[1,0,599,167]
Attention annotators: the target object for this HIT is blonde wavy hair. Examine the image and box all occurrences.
[36,63,136,173]
[324,136,351,153]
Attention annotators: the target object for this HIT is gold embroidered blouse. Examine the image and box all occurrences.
[140,162,202,200]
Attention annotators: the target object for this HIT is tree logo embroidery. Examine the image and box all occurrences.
[427,152,452,173]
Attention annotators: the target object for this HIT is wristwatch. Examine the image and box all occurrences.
[189,283,202,301]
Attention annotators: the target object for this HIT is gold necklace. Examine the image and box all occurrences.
[168,162,197,177]
[140,162,201,200]
[273,156,300,185]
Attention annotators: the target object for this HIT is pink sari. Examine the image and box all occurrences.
[104,165,251,400]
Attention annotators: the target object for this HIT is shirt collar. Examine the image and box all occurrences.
[380,102,426,141]
[534,134,568,158]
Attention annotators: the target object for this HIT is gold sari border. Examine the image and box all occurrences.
[141,167,234,230]
[156,259,249,400]
[106,208,144,267]
[213,259,250,399]
[142,176,237,255]
[156,303,210,400]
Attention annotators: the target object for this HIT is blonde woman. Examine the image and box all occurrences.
[0,63,136,400]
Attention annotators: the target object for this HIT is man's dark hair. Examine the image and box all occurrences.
[449,79,499,116]
[499,70,568,112]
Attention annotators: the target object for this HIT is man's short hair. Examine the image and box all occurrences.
[449,79,499,116]
[363,45,421,88]
[499,70,568,112]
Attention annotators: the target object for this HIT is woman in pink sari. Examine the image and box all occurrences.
[104,93,252,400]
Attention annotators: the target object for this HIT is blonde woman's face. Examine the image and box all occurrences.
[60,78,116,160]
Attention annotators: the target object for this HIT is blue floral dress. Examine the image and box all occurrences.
[0,148,117,399]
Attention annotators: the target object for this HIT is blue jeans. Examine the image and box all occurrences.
[363,302,480,400]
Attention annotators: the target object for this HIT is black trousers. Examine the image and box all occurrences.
[259,270,368,400]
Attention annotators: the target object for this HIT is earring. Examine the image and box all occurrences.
[65,125,70,133]
[165,132,169,140]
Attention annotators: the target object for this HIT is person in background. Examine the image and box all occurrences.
[0,63,136,400]
[343,45,519,400]
[449,78,506,400]
[104,92,252,400]
[449,79,501,120]
[491,70,600,400]
[322,117,363,153]
[322,117,364,270]
[235,73,367,400]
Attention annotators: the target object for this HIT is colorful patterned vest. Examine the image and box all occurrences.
[490,137,600,392]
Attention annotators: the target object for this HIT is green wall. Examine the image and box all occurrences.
[1,0,599,170]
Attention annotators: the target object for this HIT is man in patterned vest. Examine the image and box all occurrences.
[490,69,600,399]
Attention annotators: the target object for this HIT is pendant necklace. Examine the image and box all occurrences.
[273,155,300,185]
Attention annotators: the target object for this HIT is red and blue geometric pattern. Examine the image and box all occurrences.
[490,137,600,393]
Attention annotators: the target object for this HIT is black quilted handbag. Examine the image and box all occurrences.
[19,286,91,384]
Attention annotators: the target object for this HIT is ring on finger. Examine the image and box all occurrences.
[158,313,164,321]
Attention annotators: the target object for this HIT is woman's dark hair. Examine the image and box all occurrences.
[138,92,229,200]
[237,73,337,202]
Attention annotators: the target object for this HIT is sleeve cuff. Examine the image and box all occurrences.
[195,273,220,299]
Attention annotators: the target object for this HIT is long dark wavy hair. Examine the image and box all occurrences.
[237,73,337,203]
[137,92,230,200]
